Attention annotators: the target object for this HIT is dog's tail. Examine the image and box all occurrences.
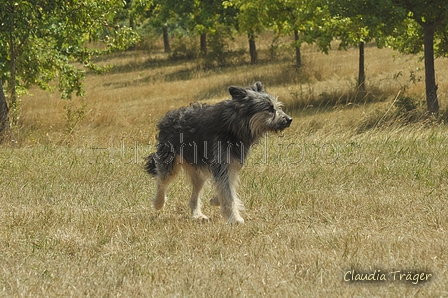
[144,153,158,176]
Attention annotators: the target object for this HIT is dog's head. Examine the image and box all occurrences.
[228,82,292,138]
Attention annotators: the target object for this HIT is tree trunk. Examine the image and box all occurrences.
[0,79,9,142]
[129,15,135,30]
[294,30,302,70]
[9,32,18,127]
[126,0,134,29]
[200,33,207,56]
[358,42,366,92]
[162,25,170,53]
[423,24,439,113]
[248,32,257,65]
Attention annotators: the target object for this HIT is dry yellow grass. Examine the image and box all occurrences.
[1,35,448,296]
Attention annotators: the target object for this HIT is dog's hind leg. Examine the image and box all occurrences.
[184,164,209,220]
[213,163,244,224]
[153,155,181,210]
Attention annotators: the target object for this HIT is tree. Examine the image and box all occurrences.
[0,0,139,140]
[263,0,331,70]
[136,0,233,57]
[0,79,8,141]
[224,0,268,64]
[131,0,177,53]
[188,0,236,57]
[328,0,405,92]
[389,0,448,113]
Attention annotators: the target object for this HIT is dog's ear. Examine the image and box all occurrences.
[228,86,247,99]
[249,81,264,92]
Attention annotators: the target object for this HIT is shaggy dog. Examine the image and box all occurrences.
[145,82,292,223]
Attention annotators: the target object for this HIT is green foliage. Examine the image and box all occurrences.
[0,0,139,138]
[262,0,335,51]
[387,0,448,57]
[0,0,139,109]
[328,0,406,48]
[224,0,266,34]
[388,18,424,54]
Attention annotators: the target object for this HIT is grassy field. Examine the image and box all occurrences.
[1,37,448,296]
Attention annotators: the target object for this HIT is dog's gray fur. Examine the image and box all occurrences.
[145,82,292,223]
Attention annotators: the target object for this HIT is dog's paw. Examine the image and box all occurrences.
[193,213,209,221]
[209,196,220,206]
[153,200,165,210]
[227,217,244,224]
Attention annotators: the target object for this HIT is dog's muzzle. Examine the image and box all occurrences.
[279,113,293,129]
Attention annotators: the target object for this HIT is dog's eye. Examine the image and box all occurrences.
[267,105,275,113]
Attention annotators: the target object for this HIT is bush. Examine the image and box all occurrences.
[394,95,420,112]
